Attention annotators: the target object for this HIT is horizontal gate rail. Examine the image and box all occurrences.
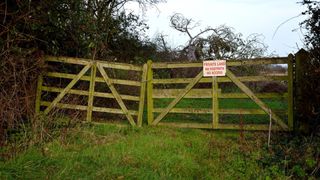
[40,101,139,115]
[41,86,140,101]
[152,75,288,84]
[46,56,143,71]
[152,108,287,115]
[45,72,141,86]
[152,89,288,99]
[157,122,283,131]
[151,57,288,69]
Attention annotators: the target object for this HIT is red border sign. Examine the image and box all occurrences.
[203,60,226,77]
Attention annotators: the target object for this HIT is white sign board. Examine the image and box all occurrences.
[203,60,226,77]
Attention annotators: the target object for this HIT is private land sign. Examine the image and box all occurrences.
[203,60,226,77]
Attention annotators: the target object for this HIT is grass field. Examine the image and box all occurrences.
[153,98,288,124]
[0,123,319,179]
[154,98,287,109]
[0,123,289,179]
[1,99,317,179]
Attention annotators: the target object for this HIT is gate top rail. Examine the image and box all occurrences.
[45,56,143,71]
[151,57,288,69]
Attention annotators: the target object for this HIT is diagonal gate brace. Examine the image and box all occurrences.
[44,63,92,114]
[97,63,136,126]
[152,71,204,125]
[226,69,289,130]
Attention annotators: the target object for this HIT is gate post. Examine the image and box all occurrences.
[212,77,219,129]
[294,49,311,132]
[287,54,294,130]
[147,60,154,125]
[137,63,148,127]
[87,62,96,122]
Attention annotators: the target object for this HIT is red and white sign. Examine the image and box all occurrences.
[203,60,226,77]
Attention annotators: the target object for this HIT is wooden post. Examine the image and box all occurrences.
[35,74,43,115]
[147,60,154,125]
[87,62,96,122]
[212,76,219,129]
[287,54,294,130]
[137,63,148,127]
[294,49,310,132]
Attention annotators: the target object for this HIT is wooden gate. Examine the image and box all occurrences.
[35,56,147,126]
[146,56,293,131]
[36,55,294,131]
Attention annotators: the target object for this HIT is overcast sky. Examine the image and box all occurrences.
[130,0,307,56]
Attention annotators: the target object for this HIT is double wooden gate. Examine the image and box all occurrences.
[36,55,294,131]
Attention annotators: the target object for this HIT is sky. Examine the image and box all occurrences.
[128,0,307,56]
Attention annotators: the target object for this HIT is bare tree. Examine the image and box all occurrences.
[169,13,268,61]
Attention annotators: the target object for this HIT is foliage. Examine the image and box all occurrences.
[1,0,163,61]
[299,1,320,133]
[0,52,45,143]
[301,0,320,52]
[260,133,320,178]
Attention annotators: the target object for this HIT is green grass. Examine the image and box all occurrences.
[153,98,288,124]
[0,97,293,179]
[219,99,287,109]
[154,98,287,109]
[0,124,288,179]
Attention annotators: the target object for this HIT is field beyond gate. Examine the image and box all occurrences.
[36,56,294,131]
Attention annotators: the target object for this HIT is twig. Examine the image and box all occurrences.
[272,14,303,39]
[311,162,320,176]
[2,0,7,24]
